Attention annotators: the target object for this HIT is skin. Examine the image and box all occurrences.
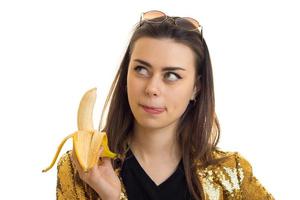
[71,37,200,199]
[127,37,199,185]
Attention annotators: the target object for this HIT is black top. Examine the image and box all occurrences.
[120,148,194,200]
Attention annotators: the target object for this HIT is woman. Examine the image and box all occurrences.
[56,10,274,200]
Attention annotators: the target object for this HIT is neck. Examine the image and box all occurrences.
[128,121,181,165]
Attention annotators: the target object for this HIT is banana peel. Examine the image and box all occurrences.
[42,87,117,173]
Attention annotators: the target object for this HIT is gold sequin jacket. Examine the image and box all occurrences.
[56,149,275,200]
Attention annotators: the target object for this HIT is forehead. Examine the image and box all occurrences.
[130,37,195,71]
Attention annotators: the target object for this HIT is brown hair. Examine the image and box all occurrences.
[99,17,222,200]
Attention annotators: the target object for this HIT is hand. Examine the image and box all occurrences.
[71,147,121,200]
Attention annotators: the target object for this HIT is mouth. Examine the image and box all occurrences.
[140,104,165,114]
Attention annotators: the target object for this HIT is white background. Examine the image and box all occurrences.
[0,0,299,199]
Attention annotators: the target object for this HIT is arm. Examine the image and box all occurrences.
[235,153,275,200]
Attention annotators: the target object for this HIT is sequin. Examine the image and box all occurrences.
[56,149,275,200]
[219,167,241,192]
[201,172,221,200]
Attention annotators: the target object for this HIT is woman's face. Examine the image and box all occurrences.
[127,37,199,130]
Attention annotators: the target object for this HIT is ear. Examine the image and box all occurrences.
[191,87,198,100]
[191,75,201,100]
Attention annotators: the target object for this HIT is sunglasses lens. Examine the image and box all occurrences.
[175,17,200,30]
[143,10,166,22]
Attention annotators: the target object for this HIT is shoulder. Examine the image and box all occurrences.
[196,148,250,182]
[196,148,275,199]
[206,148,253,183]
[211,148,252,171]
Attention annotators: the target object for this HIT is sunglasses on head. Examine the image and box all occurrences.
[139,10,203,40]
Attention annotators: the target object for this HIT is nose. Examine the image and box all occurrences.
[144,75,161,97]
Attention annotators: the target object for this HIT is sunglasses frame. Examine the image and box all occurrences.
[139,10,203,41]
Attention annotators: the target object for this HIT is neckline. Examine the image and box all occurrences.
[126,148,184,188]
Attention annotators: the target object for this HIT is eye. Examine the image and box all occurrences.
[134,66,149,76]
[164,72,182,81]
[133,65,182,82]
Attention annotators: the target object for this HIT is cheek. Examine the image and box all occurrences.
[128,77,139,94]
[127,75,143,104]
[166,88,192,113]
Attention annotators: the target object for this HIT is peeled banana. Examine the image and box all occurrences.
[42,87,117,173]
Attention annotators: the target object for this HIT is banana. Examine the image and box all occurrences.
[42,87,117,173]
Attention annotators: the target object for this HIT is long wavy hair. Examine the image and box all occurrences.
[98,16,222,200]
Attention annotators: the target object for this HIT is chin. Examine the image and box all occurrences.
[134,117,165,129]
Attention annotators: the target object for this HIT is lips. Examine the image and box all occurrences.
[140,104,165,114]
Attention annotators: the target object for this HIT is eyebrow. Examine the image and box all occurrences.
[133,59,186,71]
